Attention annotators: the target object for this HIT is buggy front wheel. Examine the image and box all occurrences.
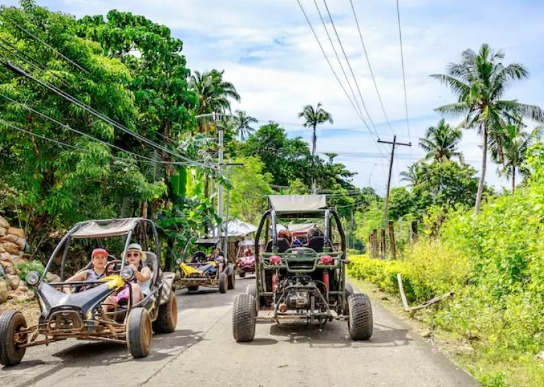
[127,308,152,358]
[218,272,227,294]
[0,310,27,366]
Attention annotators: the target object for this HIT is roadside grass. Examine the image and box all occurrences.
[348,254,544,387]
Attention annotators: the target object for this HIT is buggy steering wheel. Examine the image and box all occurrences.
[106,260,123,275]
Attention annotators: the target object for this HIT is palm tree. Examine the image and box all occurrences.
[189,69,241,133]
[324,152,338,164]
[298,103,333,157]
[493,122,541,192]
[431,43,543,213]
[400,162,425,187]
[233,110,257,141]
[419,119,464,163]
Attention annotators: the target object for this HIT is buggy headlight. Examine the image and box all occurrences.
[120,266,135,281]
[270,255,282,265]
[176,258,182,265]
[26,270,41,286]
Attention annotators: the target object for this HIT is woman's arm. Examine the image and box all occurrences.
[134,266,152,283]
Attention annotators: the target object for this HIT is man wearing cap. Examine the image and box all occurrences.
[66,248,109,282]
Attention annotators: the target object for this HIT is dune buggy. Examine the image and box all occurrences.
[232,195,373,342]
[0,218,178,367]
[176,237,235,293]
[235,239,261,278]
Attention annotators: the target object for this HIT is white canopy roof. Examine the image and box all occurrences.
[72,218,141,238]
[213,218,258,237]
[268,195,327,213]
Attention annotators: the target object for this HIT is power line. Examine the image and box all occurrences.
[0,117,82,151]
[295,0,389,171]
[349,0,396,136]
[0,37,72,89]
[311,0,368,127]
[295,0,370,132]
[321,0,379,139]
[1,60,216,171]
[0,116,185,168]
[0,14,90,75]
[0,91,201,166]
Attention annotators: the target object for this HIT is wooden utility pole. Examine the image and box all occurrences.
[378,135,411,227]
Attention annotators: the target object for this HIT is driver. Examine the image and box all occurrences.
[66,248,109,282]
[212,247,226,274]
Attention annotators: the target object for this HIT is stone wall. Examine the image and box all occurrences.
[0,216,38,303]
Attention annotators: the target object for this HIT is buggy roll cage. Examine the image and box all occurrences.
[42,218,161,285]
[254,208,346,262]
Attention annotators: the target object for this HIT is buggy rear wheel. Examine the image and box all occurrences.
[227,270,236,290]
[347,294,373,340]
[153,291,178,333]
[187,286,199,292]
[218,272,227,294]
[232,294,256,342]
[0,310,27,366]
[127,308,152,358]
[238,271,246,278]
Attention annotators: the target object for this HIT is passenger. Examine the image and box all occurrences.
[307,227,324,239]
[113,243,152,307]
[278,229,293,245]
[244,248,252,257]
[292,236,302,247]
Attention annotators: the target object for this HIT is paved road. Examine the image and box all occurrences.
[0,277,479,387]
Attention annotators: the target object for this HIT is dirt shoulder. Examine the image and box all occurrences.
[349,277,478,381]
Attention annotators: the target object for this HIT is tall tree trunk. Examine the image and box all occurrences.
[311,124,317,194]
[312,125,317,157]
[512,166,516,193]
[475,125,488,214]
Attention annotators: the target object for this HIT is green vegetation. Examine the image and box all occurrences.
[3,3,544,383]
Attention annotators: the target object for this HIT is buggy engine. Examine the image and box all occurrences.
[276,275,326,311]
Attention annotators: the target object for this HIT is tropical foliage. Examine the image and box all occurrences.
[432,43,544,212]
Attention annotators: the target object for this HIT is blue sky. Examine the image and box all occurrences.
[3,0,544,194]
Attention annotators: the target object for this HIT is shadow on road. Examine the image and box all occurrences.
[244,320,413,349]
[49,328,204,366]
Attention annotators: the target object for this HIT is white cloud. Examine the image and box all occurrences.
[6,0,543,193]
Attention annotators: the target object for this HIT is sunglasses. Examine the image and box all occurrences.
[127,252,140,258]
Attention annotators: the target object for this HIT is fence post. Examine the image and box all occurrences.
[410,220,418,242]
[380,228,386,259]
[369,229,378,258]
[388,220,396,259]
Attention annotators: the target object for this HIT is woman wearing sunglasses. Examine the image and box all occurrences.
[114,243,152,306]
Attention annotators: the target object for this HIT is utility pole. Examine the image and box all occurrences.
[223,162,244,263]
[216,112,224,236]
[378,135,411,227]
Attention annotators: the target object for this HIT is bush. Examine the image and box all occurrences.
[18,259,45,282]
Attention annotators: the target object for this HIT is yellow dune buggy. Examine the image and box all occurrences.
[176,237,235,293]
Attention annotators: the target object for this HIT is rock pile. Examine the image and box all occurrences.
[0,215,37,303]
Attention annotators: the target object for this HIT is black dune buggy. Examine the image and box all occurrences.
[232,195,373,342]
[175,237,236,293]
[0,218,177,367]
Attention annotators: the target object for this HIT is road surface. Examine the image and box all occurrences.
[0,277,479,387]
